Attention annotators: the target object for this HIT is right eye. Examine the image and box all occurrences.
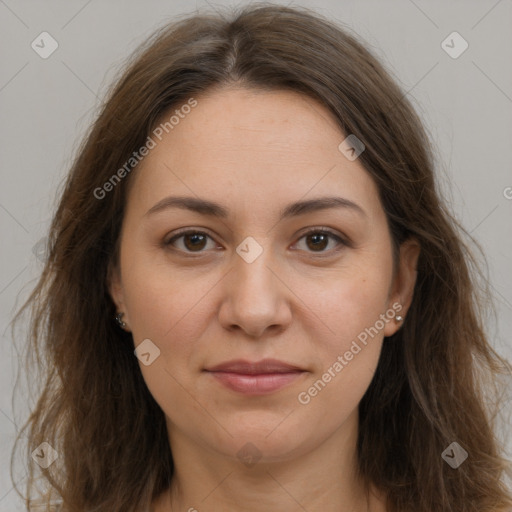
[164,229,221,254]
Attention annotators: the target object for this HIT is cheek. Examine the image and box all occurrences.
[293,277,389,432]
[124,264,217,434]
[291,251,392,412]
[124,274,212,387]
[120,240,218,343]
[295,251,393,357]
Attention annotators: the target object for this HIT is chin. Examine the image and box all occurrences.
[208,415,316,463]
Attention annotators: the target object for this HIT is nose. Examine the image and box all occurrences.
[217,244,292,339]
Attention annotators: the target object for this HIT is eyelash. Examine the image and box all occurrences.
[164,227,349,257]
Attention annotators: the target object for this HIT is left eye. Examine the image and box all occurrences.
[293,229,346,253]
[164,229,346,254]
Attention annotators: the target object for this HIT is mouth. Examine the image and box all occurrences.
[204,359,307,395]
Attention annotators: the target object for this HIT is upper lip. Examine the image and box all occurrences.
[205,359,304,374]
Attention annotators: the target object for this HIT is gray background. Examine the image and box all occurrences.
[1,0,511,509]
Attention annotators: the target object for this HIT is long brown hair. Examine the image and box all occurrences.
[11,3,512,511]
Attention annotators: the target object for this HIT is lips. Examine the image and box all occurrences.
[206,358,304,374]
[204,359,306,395]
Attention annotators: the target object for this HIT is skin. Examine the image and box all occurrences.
[109,86,420,512]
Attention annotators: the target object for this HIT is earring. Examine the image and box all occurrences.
[115,312,126,329]
[396,315,403,322]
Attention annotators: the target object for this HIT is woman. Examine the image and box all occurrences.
[12,3,512,511]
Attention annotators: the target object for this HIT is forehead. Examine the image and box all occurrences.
[126,86,383,219]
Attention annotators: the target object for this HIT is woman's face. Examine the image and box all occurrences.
[109,86,418,464]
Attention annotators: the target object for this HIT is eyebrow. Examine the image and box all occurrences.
[144,195,367,220]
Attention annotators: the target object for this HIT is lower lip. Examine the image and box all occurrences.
[207,371,305,395]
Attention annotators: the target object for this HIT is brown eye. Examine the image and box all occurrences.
[183,233,207,251]
[165,230,216,253]
[294,229,347,254]
[305,232,329,251]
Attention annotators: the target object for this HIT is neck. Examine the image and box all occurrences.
[152,410,386,512]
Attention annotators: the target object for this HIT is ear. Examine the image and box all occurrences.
[383,238,420,337]
[107,261,131,331]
